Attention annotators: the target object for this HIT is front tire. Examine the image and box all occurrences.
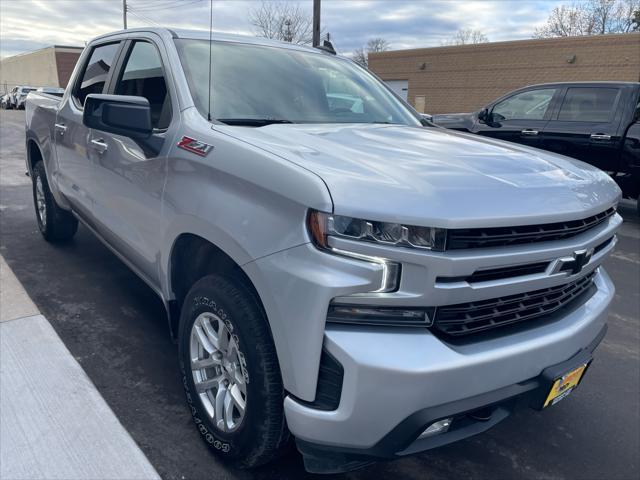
[178,274,289,468]
[32,161,78,242]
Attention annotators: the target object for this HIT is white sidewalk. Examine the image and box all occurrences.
[0,256,160,480]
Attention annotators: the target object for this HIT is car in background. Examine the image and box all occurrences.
[1,93,11,109]
[36,87,65,97]
[11,85,37,109]
[432,82,640,214]
[2,87,19,109]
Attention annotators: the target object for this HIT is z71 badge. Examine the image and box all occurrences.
[177,136,213,157]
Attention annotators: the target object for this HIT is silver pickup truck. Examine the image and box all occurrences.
[25,28,621,474]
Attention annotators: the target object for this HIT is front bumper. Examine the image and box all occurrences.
[284,269,613,471]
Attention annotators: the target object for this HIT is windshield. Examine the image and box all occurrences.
[175,39,420,126]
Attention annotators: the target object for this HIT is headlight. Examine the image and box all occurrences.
[307,210,447,251]
[308,210,404,293]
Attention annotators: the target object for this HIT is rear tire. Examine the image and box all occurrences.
[178,274,289,469]
[32,161,78,242]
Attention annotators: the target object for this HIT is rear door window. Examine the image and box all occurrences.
[557,87,619,122]
[74,42,120,107]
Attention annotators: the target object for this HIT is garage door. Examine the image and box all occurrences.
[385,80,408,102]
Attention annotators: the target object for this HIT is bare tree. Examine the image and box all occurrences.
[352,48,368,67]
[249,1,314,44]
[613,0,640,31]
[441,28,489,46]
[534,0,640,38]
[352,37,390,68]
[533,4,593,37]
[366,38,390,53]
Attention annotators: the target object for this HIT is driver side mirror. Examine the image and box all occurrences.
[419,113,433,126]
[477,108,490,123]
[83,94,152,139]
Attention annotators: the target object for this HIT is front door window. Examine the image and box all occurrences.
[492,89,556,121]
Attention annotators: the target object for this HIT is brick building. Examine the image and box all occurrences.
[369,33,640,114]
[0,45,83,94]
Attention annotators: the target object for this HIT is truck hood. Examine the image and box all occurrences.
[215,123,620,228]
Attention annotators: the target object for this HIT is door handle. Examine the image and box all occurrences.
[90,138,108,153]
[521,129,539,136]
[54,123,67,135]
[590,133,611,141]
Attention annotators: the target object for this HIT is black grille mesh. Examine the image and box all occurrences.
[447,208,615,250]
[438,262,549,284]
[434,272,596,336]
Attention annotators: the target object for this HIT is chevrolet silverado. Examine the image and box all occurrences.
[25,28,622,473]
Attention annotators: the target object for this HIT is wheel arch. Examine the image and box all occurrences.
[25,134,70,209]
[26,136,43,177]
[165,232,268,343]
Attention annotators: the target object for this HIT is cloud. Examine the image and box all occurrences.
[0,0,562,58]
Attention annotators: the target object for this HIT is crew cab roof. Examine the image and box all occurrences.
[90,27,328,55]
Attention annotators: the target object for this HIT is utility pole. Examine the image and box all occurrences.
[123,0,127,29]
[312,0,320,47]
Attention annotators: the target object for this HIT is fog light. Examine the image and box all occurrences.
[418,418,453,439]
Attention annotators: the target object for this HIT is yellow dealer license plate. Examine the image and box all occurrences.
[544,363,589,408]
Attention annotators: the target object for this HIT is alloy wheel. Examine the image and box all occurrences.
[35,175,47,229]
[189,312,247,432]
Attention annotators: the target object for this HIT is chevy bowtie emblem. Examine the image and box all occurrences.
[550,248,594,276]
[177,136,213,157]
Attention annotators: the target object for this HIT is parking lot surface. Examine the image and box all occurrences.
[1,109,638,480]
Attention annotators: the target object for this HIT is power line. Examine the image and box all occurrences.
[133,0,184,7]
[130,0,203,12]
[126,8,163,28]
[131,0,183,8]
[127,10,161,27]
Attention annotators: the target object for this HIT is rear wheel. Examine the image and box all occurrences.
[178,274,289,468]
[32,161,78,242]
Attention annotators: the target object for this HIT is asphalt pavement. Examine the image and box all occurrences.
[1,109,638,480]
[0,253,160,479]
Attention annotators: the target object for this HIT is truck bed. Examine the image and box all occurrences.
[25,91,63,176]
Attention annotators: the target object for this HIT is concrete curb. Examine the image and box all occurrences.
[0,255,161,480]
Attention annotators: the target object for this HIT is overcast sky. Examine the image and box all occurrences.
[0,0,565,58]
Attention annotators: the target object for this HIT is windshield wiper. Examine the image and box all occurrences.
[217,118,294,127]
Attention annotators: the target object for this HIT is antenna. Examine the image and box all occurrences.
[207,0,213,121]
